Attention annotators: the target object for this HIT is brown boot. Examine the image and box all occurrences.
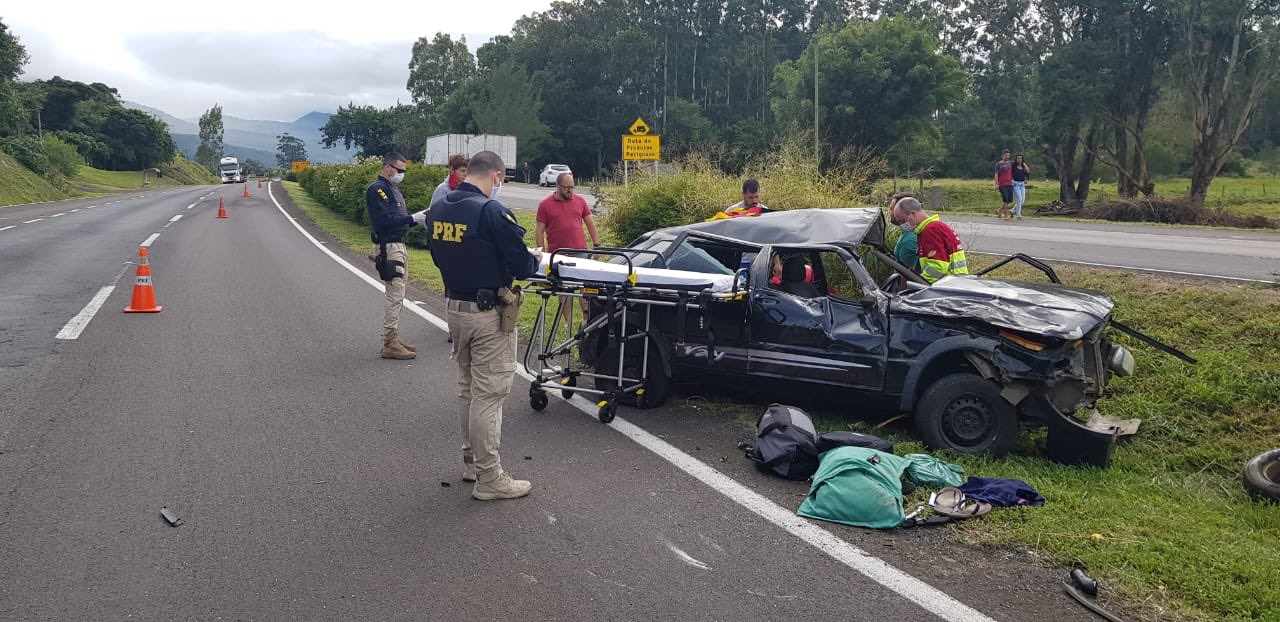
[380,332,415,359]
[388,329,416,353]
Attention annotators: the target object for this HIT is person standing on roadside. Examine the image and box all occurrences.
[892,196,968,284]
[535,172,601,328]
[994,149,1014,220]
[425,151,541,501]
[431,154,468,207]
[1011,154,1030,220]
[522,161,532,184]
[367,152,424,360]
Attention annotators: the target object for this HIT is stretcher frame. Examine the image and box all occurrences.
[521,248,745,423]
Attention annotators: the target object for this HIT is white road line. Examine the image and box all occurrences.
[264,182,995,622]
[186,203,196,210]
[0,225,15,232]
[969,251,1277,284]
[23,218,43,224]
[140,233,161,247]
[51,213,65,218]
[70,209,81,213]
[55,286,116,340]
[86,205,96,209]
[168,214,183,222]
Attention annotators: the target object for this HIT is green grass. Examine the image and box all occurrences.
[284,179,1280,622]
[71,165,185,192]
[875,176,1280,220]
[0,152,66,206]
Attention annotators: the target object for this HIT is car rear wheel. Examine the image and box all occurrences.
[592,339,671,410]
[915,373,1018,457]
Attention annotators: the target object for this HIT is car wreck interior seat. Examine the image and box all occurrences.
[777,256,821,298]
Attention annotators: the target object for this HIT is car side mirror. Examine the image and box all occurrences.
[733,268,749,292]
[858,295,879,309]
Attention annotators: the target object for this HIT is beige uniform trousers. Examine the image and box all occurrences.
[447,299,518,483]
[382,242,408,333]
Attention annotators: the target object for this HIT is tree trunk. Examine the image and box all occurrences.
[1115,124,1134,197]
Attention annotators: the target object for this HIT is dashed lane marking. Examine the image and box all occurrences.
[140,233,161,247]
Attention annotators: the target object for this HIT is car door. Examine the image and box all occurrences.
[747,246,888,390]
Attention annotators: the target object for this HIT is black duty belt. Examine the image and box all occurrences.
[378,237,404,244]
[446,289,478,302]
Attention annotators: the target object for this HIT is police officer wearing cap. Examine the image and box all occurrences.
[425,150,541,501]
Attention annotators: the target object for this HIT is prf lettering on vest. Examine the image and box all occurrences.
[432,221,468,243]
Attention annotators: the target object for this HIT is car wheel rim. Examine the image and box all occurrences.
[941,395,993,448]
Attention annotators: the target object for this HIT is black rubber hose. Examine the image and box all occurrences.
[1063,580,1127,622]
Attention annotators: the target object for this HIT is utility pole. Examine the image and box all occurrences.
[814,41,820,170]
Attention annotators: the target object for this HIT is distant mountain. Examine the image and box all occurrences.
[170,134,277,168]
[122,102,354,164]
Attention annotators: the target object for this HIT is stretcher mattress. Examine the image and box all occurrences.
[535,250,735,293]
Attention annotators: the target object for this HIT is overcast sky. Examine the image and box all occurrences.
[5,0,553,122]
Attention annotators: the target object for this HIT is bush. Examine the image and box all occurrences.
[604,139,883,243]
[0,135,50,176]
[297,158,447,248]
[1083,197,1275,229]
[43,134,82,180]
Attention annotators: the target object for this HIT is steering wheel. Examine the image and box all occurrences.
[879,273,902,292]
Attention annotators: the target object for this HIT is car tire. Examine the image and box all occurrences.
[1243,448,1280,502]
[915,373,1019,457]
[592,338,671,409]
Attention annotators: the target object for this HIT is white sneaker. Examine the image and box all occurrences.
[472,473,532,500]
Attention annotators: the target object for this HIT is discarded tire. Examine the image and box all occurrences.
[1243,448,1280,502]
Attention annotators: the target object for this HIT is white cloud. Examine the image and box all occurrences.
[6,0,552,120]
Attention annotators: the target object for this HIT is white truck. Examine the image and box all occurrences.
[424,134,518,181]
[219,156,242,184]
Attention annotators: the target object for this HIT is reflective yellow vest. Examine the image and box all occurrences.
[913,215,969,283]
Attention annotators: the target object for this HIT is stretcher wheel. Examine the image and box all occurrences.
[530,391,549,412]
[560,375,577,399]
[597,402,616,424]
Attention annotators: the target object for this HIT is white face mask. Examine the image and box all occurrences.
[390,172,405,184]
[490,177,503,199]
[899,222,913,233]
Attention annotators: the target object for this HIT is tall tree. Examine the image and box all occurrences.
[471,62,557,164]
[275,132,307,168]
[99,107,176,170]
[0,19,30,135]
[1174,0,1280,205]
[196,104,224,172]
[772,16,968,158]
[406,34,476,112]
[319,103,397,156]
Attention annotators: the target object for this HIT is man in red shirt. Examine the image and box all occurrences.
[891,196,968,284]
[994,149,1014,220]
[536,172,601,326]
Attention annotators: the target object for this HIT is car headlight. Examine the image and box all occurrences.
[1106,344,1135,377]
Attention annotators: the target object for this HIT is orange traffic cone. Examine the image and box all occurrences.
[242,183,251,198]
[124,247,162,313]
[216,196,228,219]
[257,179,263,189]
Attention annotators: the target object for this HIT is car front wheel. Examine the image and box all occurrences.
[915,373,1019,457]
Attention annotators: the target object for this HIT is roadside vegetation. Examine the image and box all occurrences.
[288,152,1279,620]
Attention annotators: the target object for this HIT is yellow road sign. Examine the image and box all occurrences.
[629,117,651,136]
[291,160,311,173]
[622,135,661,161]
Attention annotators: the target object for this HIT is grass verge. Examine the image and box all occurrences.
[0,152,65,206]
[283,179,1280,622]
[875,176,1280,221]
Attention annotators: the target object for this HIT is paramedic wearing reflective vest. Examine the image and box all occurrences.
[891,196,968,283]
[425,150,541,501]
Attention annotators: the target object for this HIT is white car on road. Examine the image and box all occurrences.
[539,164,571,186]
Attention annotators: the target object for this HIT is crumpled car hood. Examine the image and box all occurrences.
[889,276,1115,340]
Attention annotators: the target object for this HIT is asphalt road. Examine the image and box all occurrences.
[500,183,1279,283]
[0,183,1101,621]
[946,215,1280,283]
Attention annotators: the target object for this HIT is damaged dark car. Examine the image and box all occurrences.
[572,208,1188,467]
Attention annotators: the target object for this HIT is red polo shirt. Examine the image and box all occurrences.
[537,193,591,253]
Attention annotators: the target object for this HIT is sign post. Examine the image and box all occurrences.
[622,117,660,186]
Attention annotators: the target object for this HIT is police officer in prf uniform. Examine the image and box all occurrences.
[425,150,541,501]
[367,152,426,360]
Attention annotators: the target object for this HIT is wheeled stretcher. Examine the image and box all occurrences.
[521,248,746,423]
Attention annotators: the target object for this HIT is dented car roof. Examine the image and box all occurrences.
[651,208,886,249]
